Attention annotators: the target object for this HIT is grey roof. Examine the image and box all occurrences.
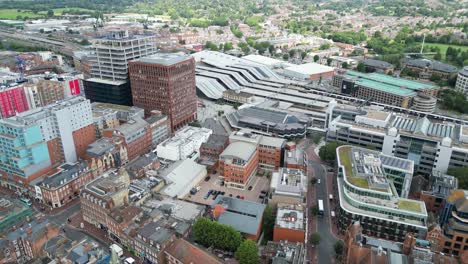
[112,116,148,140]
[86,138,115,157]
[220,141,257,161]
[41,161,89,188]
[406,59,458,73]
[212,196,266,235]
[201,134,228,149]
[136,53,192,66]
[363,59,394,69]
[139,222,173,243]
[126,152,158,171]
[459,66,468,77]
[259,135,287,148]
[391,116,455,138]
[380,155,413,172]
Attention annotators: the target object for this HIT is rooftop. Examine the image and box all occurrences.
[220,141,257,162]
[86,138,116,157]
[284,62,335,75]
[212,196,266,235]
[162,159,206,198]
[406,59,458,73]
[144,197,204,222]
[271,168,307,197]
[275,204,305,231]
[41,161,90,188]
[165,239,222,264]
[363,58,394,69]
[84,169,129,199]
[135,53,192,66]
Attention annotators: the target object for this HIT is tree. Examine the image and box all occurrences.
[235,240,259,264]
[319,141,340,161]
[224,42,233,51]
[47,10,54,17]
[434,51,442,61]
[310,205,319,216]
[80,39,90,46]
[357,62,366,72]
[447,167,468,189]
[313,55,319,62]
[289,49,296,58]
[310,177,318,185]
[283,54,289,60]
[342,62,349,69]
[193,217,242,252]
[326,58,332,66]
[262,205,275,241]
[334,240,344,256]
[309,233,321,245]
[301,51,307,60]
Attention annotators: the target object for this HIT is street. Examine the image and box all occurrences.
[302,139,339,263]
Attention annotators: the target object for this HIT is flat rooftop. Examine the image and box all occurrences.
[275,204,305,231]
[284,62,335,75]
[136,53,192,66]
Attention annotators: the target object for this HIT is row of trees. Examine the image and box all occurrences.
[439,89,468,114]
[192,218,258,264]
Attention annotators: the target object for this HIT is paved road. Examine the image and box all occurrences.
[303,141,338,263]
[47,202,81,226]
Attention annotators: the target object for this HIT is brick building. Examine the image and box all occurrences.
[219,141,258,189]
[24,78,82,108]
[229,130,286,171]
[439,189,468,258]
[405,59,458,80]
[36,161,95,208]
[85,138,128,175]
[199,134,229,170]
[129,53,197,132]
[273,204,306,243]
[102,116,152,161]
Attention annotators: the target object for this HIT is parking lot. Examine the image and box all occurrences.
[184,173,271,206]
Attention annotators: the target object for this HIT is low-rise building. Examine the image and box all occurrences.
[164,238,222,264]
[362,58,395,74]
[156,126,212,161]
[91,102,144,138]
[125,152,160,179]
[336,145,428,242]
[261,241,305,264]
[146,110,171,147]
[270,168,307,206]
[282,62,335,81]
[6,219,59,263]
[37,161,95,208]
[212,196,266,241]
[222,90,255,104]
[419,171,458,213]
[161,159,207,198]
[405,59,458,80]
[24,78,82,109]
[85,138,128,174]
[273,204,306,243]
[199,134,229,169]
[219,141,258,189]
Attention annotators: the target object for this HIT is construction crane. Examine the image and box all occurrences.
[3,42,25,83]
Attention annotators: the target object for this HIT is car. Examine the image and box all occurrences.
[247,186,253,191]
[190,187,198,195]
[203,190,212,199]
[317,179,321,184]
[240,196,245,200]
[220,181,225,186]
[229,194,233,197]
[220,191,225,195]
[236,195,241,199]
[259,194,265,199]
[205,176,211,182]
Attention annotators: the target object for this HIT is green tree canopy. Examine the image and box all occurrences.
[193,217,242,252]
[262,205,275,241]
[309,233,321,245]
[447,167,468,189]
[334,240,344,255]
[235,240,259,264]
[319,141,341,161]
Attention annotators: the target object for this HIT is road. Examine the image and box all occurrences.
[303,140,338,263]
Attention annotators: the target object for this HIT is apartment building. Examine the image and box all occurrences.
[156,126,212,161]
[84,30,157,105]
[0,96,95,187]
[36,161,95,208]
[336,145,427,242]
[24,78,82,108]
[85,138,128,175]
[455,66,468,96]
[332,70,439,111]
[219,141,258,189]
[0,85,29,118]
[91,102,144,138]
[129,53,197,131]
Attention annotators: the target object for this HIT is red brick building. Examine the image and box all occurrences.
[102,117,152,162]
[219,141,258,189]
[199,134,229,170]
[37,161,96,208]
[273,204,306,243]
[129,53,197,132]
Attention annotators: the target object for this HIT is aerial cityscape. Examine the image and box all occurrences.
[0,0,467,263]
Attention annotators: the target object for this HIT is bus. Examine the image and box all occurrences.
[318,199,324,216]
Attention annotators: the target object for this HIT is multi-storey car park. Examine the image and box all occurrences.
[335,145,427,242]
[328,104,468,176]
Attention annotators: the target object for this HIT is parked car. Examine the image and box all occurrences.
[220,181,225,186]
[205,176,211,182]
[248,186,253,191]
[236,195,241,199]
[204,190,213,199]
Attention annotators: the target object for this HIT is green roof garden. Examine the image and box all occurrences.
[398,199,422,213]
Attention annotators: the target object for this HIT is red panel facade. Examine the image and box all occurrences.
[0,86,29,118]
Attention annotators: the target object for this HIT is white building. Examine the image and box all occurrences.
[161,159,207,198]
[282,63,335,81]
[455,66,468,96]
[156,126,212,161]
[13,96,93,163]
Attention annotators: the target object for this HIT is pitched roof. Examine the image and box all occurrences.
[165,238,222,264]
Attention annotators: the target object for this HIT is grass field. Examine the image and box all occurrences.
[0,8,94,20]
[420,42,468,60]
